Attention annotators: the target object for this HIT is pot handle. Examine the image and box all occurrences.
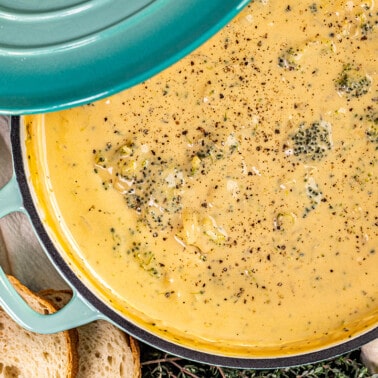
[0,266,104,333]
[0,175,25,218]
[0,176,105,331]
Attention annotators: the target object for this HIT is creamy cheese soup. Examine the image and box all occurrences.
[24,0,378,357]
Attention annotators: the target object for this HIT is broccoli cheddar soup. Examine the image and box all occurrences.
[25,1,377,357]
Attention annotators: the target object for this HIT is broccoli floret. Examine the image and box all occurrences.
[356,106,378,147]
[278,47,301,71]
[334,63,372,99]
[308,3,318,14]
[303,176,323,218]
[291,121,333,161]
[365,111,378,146]
[361,21,375,37]
[366,126,378,144]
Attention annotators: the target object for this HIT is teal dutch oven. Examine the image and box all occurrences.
[0,0,377,369]
[0,0,249,115]
[2,117,377,369]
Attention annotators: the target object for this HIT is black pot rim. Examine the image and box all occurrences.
[10,115,378,369]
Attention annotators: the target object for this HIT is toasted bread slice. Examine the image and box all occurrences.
[0,275,78,378]
[40,289,141,378]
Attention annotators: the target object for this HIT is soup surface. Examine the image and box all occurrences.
[25,0,378,357]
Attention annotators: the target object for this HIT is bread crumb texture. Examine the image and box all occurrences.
[40,289,141,378]
[0,276,78,378]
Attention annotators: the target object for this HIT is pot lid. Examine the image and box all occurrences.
[0,0,249,115]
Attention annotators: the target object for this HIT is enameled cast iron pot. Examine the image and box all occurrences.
[0,115,377,369]
[3,0,376,369]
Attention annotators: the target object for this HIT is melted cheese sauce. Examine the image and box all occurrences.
[24,1,378,357]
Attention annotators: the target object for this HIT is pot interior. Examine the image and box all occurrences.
[16,0,378,366]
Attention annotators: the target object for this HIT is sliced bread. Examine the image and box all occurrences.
[0,275,78,378]
[361,339,378,374]
[40,289,141,378]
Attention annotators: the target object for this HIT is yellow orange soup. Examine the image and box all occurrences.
[24,1,377,357]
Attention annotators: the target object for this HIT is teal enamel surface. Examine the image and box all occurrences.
[0,0,155,47]
[0,267,103,333]
[0,0,250,114]
[0,175,24,218]
[0,174,104,332]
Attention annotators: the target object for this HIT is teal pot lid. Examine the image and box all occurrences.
[0,0,250,115]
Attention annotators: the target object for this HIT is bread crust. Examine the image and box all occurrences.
[40,289,141,378]
[128,335,142,378]
[1,275,79,378]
